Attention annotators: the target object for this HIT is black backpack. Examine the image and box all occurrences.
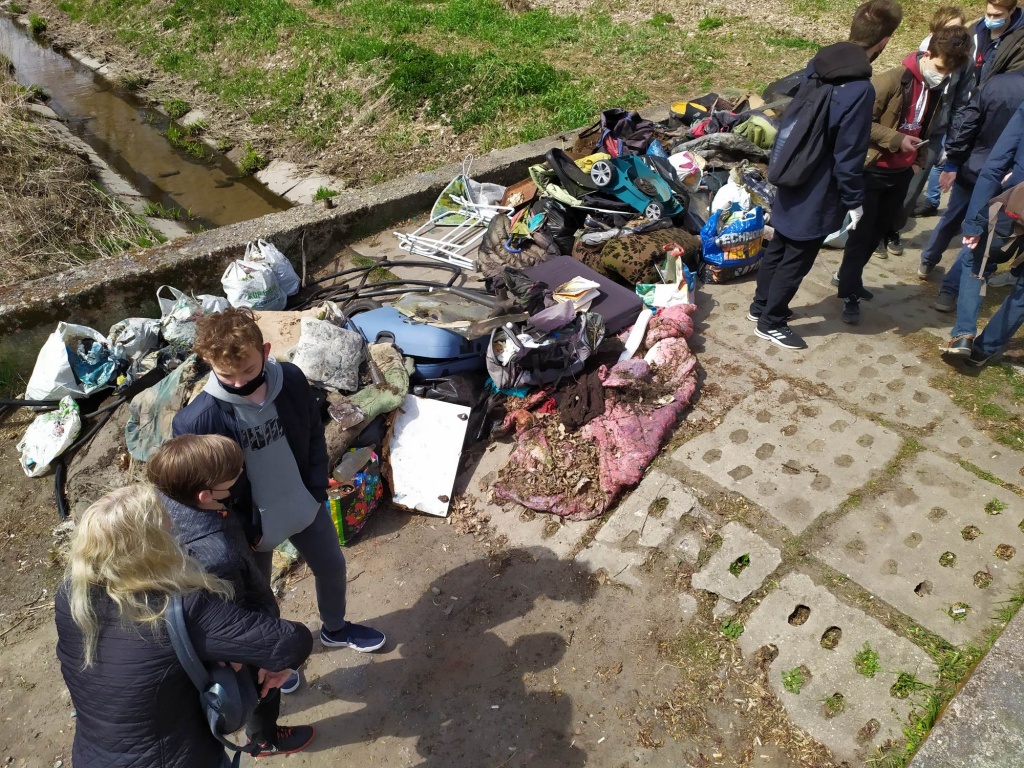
[165,594,261,767]
[766,76,834,188]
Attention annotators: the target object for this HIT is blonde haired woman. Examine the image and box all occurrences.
[55,485,312,768]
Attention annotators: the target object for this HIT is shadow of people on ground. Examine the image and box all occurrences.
[301,547,596,767]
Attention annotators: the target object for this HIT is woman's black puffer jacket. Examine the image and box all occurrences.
[55,584,312,768]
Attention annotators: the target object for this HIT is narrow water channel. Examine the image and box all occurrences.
[0,16,291,231]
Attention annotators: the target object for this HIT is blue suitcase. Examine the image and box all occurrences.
[349,307,488,379]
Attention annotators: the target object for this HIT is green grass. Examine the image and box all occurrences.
[781,666,806,694]
[163,98,190,120]
[142,201,190,220]
[697,16,725,31]
[236,142,266,175]
[822,692,846,718]
[117,71,149,92]
[0,55,14,76]
[853,643,880,678]
[719,618,744,640]
[890,672,932,700]
[766,35,820,51]
[28,13,47,34]
[351,254,399,283]
[728,553,750,578]
[0,357,25,399]
[985,499,1008,515]
[164,122,206,159]
[933,364,1024,450]
[313,186,339,201]
[9,1,26,13]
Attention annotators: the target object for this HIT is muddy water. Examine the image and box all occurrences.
[0,16,290,230]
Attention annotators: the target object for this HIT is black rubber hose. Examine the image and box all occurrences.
[0,398,60,409]
[52,397,126,520]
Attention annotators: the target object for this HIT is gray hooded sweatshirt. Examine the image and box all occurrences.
[203,360,319,552]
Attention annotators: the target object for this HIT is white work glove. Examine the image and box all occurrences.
[848,206,864,231]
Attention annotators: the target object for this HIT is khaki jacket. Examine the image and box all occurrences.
[865,65,936,168]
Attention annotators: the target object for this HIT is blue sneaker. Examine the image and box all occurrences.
[280,669,301,694]
[320,622,386,652]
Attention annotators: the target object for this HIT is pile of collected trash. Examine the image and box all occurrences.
[11,90,800,533]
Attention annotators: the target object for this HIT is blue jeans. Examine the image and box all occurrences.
[921,179,973,268]
[949,218,1024,339]
[975,266,1024,355]
[925,165,941,207]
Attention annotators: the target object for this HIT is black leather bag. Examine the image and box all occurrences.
[165,594,260,767]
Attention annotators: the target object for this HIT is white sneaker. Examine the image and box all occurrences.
[988,271,1016,288]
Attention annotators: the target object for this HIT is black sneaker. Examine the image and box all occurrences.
[321,622,386,652]
[754,325,807,350]
[885,233,904,257]
[746,309,795,322]
[841,296,861,324]
[249,725,316,757]
[918,263,935,280]
[912,201,939,218]
[941,336,974,357]
[931,292,956,312]
[830,273,874,300]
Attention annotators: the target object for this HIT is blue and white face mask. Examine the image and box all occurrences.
[985,15,1008,30]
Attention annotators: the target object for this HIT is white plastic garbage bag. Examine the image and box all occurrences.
[17,396,81,477]
[109,318,162,360]
[157,285,204,345]
[26,322,111,401]
[244,239,301,296]
[197,294,230,313]
[221,260,287,311]
[289,318,363,392]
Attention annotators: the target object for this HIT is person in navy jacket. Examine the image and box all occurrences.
[941,101,1024,361]
[749,0,902,350]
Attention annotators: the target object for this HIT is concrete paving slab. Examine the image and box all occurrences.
[691,521,781,602]
[675,380,902,533]
[285,176,341,206]
[924,409,1024,489]
[574,543,644,587]
[67,49,103,70]
[145,216,189,241]
[820,451,1024,646]
[256,159,304,197]
[595,468,696,550]
[911,609,1024,768]
[740,573,938,764]
[181,109,207,127]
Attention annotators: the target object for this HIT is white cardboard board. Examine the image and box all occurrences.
[389,395,470,517]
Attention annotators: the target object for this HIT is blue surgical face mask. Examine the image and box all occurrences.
[985,16,1008,29]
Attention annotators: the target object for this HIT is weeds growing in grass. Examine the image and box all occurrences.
[822,693,846,718]
[28,13,47,34]
[117,71,149,92]
[163,98,189,120]
[0,357,25,399]
[719,618,744,640]
[0,55,14,76]
[165,123,206,159]
[728,553,750,578]
[9,1,26,13]
[985,498,1008,515]
[142,201,190,220]
[853,643,880,678]
[781,667,806,694]
[697,15,725,31]
[890,673,931,700]
[236,142,266,175]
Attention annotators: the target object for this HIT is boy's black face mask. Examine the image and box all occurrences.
[218,367,266,396]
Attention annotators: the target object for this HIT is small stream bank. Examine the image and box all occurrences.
[0,14,291,231]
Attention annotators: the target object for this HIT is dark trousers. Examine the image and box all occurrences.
[920,178,973,268]
[837,167,913,298]
[750,231,827,329]
[246,684,282,741]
